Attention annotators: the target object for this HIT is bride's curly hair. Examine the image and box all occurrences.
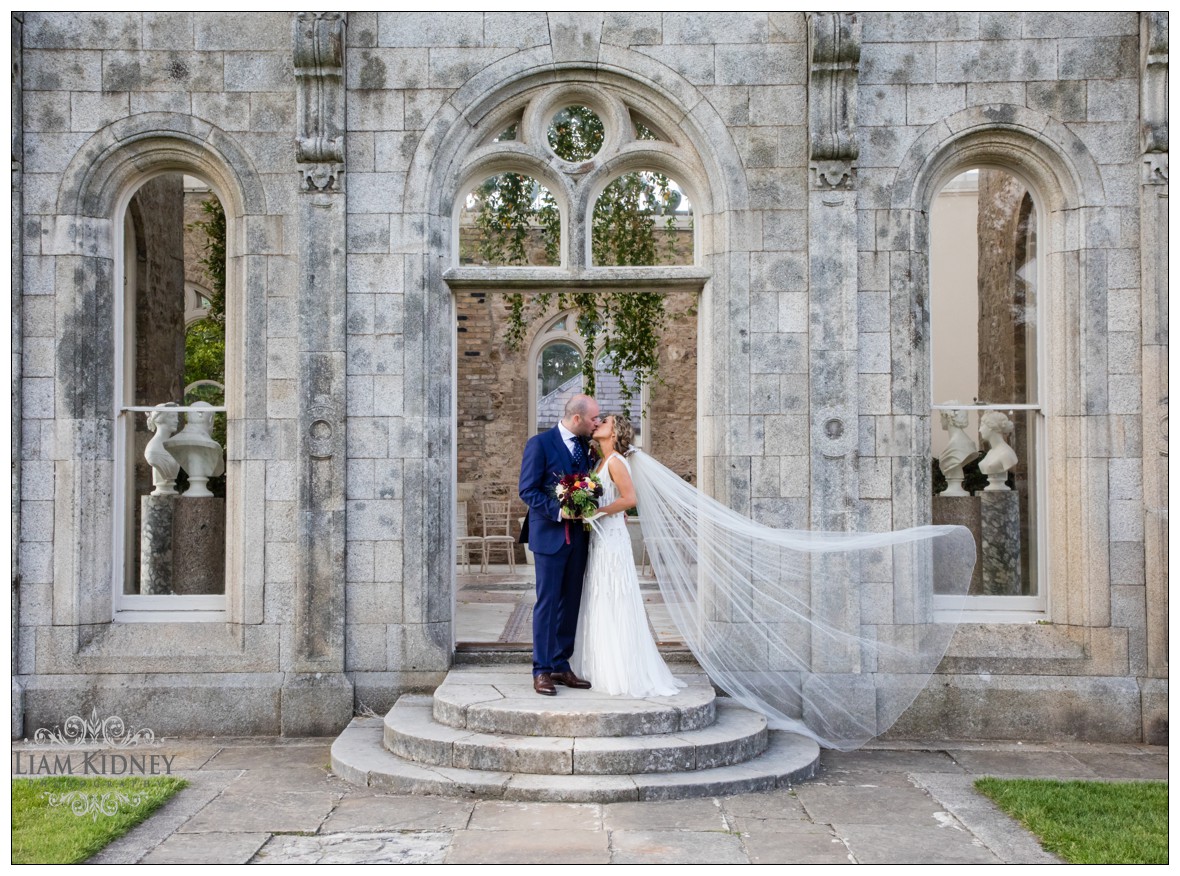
[606,414,635,456]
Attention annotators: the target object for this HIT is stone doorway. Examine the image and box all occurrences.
[452,289,699,649]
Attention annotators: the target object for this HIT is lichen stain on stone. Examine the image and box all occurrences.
[57,263,110,418]
[358,53,387,90]
[167,59,190,82]
[983,105,1015,125]
[104,59,141,92]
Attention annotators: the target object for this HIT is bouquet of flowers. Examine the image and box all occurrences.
[555,472,604,537]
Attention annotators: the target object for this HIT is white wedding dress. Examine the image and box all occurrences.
[571,453,685,697]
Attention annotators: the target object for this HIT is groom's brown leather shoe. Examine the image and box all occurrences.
[550,670,591,689]
[533,673,556,696]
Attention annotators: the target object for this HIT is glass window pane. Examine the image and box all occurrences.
[931,169,1037,408]
[536,342,582,433]
[930,167,1040,600]
[124,173,227,597]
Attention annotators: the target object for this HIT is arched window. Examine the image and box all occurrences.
[448,80,705,621]
[529,313,646,445]
[116,171,228,613]
[930,167,1044,610]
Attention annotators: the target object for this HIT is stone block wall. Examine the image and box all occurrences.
[15,11,304,736]
[12,11,1167,742]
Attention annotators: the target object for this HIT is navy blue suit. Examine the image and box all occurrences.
[519,426,591,676]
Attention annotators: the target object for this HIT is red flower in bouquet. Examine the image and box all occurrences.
[554,471,604,539]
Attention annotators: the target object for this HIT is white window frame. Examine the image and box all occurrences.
[112,183,228,621]
[930,169,1048,622]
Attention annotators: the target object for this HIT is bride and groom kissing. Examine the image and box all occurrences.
[519,394,682,699]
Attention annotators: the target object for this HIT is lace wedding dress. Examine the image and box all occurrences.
[571,453,685,697]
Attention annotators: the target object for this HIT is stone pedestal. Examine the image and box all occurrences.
[174,497,226,595]
[981,491,1022,596]
[139,495,225,595]
[140,495,177,594]
[932,495,982,594]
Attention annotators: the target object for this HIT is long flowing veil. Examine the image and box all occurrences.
[627,449,975,751]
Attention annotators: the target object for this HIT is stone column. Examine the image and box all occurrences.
[807,12,861,671]
[1139,11,1168,743]
[284,11,352,735]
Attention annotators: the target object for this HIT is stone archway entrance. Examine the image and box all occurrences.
[451,287,699,652]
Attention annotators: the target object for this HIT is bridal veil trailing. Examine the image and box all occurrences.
[627,449,975,751]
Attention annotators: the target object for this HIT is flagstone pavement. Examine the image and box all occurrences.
[12,734,1167,864]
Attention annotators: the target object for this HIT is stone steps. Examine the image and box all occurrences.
[387,695,768,775]
[331,667,821,802]
[333,718,820,803]
[432,668,717,736]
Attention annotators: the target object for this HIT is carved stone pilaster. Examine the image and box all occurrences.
[294,12,345,192]
[285,12,351,735]
[807,13,862,533]
[808,12,860,192]
[1140,12,1168,164]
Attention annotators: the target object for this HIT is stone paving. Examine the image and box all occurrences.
[12,736,1165,864]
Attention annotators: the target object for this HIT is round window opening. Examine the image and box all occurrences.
[547,105,604,162]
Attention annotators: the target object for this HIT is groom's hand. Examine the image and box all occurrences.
[560,507,579,520]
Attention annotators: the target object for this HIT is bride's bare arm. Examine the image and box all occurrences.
[596,456,637,516]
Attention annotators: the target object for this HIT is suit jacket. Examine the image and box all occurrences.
[519,426,589,555]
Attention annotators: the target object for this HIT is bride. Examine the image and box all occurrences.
[568,413,977,751]
[571,414,684,697]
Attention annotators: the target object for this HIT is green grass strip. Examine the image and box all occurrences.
[974,777,1168,864]
[12,775,188,864]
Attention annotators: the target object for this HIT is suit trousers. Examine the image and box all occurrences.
[531,525,589,676]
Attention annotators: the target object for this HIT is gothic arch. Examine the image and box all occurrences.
[406,49,750,244]
[399,49,739,660]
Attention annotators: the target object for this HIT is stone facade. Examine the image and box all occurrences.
[12,12,1167,744]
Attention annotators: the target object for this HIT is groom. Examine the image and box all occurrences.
[519,394,600,696]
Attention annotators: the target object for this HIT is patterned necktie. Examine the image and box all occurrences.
[571,436,586,471]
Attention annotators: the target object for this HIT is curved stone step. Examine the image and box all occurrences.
[386,695,768,775]
[432,667,716,737]
[333,717,821,803]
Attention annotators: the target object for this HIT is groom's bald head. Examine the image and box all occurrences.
[562,394,601,437]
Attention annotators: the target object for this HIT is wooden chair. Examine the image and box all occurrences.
[480,499,517,573]
[456,501,485,574]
